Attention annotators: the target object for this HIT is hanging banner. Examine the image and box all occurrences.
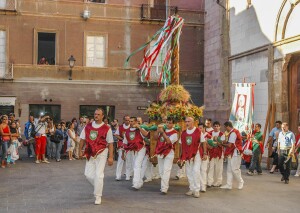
[229,83,254,134]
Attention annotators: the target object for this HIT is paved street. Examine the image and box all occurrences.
[1,152,299,213]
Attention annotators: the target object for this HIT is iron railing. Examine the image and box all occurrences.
[0,0,17,11]
[141,4,178,21]
[0,63,13,79]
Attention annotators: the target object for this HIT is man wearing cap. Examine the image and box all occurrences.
[79,108,114,205]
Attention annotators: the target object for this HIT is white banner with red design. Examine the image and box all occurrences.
[229,83,254,135]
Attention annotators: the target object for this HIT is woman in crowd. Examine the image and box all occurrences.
[54,123,64,162]
[9,121,20,164]
[46,118,56,159]
[0,115,11,168]
[66,122,76,160]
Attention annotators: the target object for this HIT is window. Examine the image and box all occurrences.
[0,106,14,116]
[37,32,56,65]
[89,0,105,3]
[86,35,106,67]
[29,104,61,123]
[0,30,6,78]
[80,105,115,123]
[0,1,6,9]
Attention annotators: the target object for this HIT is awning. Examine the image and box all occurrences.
[0,97,16,106]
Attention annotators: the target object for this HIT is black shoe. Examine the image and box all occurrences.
[285,180,289,184]
[281,177,284,181]
[160,192,167,195]
[269,171,274,174]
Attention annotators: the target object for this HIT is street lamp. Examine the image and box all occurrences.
[68,55,76,80]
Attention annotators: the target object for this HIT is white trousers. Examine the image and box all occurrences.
[141,154,153,180]
[207,157,223,186]
[186,151,201,192]
[84,148,108,197]
[225,155,244,188]
[157,150,174,192]
[125,150,134,179]
[115,149,124,179]
[176,164,186,177]
[200,158,208,190]
[132,147,146,188]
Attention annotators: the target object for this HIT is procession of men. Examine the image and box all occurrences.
[77,108,297,205]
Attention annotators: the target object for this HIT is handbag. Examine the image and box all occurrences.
[243,140,253,156]
[50,133,62,143]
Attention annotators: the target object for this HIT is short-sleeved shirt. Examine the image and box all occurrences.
[278,131,295,150]
[269,127,281,140]
[212,131,225,141]
[228,130,239,156]
[165,128,178,144]
[186,127,205,143]
[122,128,145,145]
[80,121,114,143]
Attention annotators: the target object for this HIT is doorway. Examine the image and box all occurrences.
[289,54,300,133]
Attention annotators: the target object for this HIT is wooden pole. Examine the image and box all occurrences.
[263,103,272,169]
[171,16,179,85]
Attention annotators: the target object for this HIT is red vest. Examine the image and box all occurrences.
[208,131,224,160]
[123,128,144,152]
[181,127,201,161]
[224,129,243,157]
[116,124,129,149]
[84,123,110,160]
[155,129,177,157]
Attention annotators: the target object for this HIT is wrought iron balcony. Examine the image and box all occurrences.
[0,0,17,12]
[141,4,178,21]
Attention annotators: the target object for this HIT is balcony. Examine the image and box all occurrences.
[0,63,13,80]
[0,0,17,12]
[141,4,204,25]
[15,0,203,25]
[141,4,178,21]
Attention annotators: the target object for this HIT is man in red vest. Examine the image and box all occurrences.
[114,115,130,180]
[178,117,207,198]
[79,108,114,205]
[122,117,148,190]
[220,121,244,190]
[154,118,178,195]
[207,121,225,187]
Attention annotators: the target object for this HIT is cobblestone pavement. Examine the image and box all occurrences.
[1,152,299,213]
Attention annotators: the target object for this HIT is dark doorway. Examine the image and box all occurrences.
[289,54,300,133]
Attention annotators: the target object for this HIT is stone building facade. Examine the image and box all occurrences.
[0,0,205,125]
[205,0,300,133]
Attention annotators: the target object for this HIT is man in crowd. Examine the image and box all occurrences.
[75,116,86,159]
[178,117,206,198]
[221,121,244,190]
[115,115,130,181]
[122,117,148,190]
[277,122,295,184]
[79,108,114,205]
[247,123,263,176]
[207,121,225,187]
[34,115,50,164]
[205,118,214,133]
[154,118,178,195]
[24,115,36,158]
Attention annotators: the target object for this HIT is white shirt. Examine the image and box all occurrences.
[115,123,130,136]
[228,129,238,156]
[206,127,214,132]
[35,121,48,136]
[186,127,205,143]
[212,131,226,141]
[165,128,178,144]
[80,121,114,143]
